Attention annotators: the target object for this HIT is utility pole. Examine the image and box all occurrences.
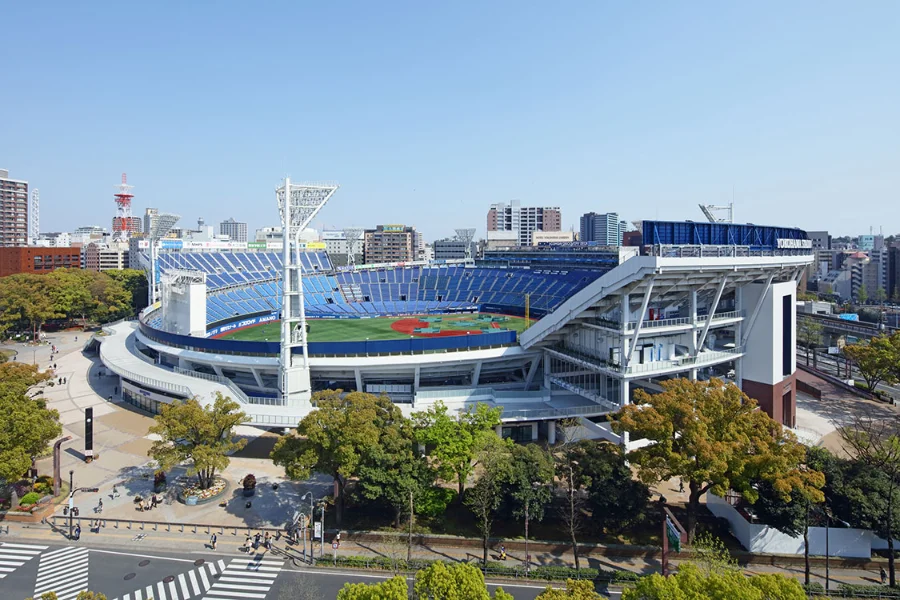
[408,488,414,562]
[68,470,74,539]
[524,498,530,577]
[319,503,325,559]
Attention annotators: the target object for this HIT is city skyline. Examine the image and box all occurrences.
[3,2,899,240]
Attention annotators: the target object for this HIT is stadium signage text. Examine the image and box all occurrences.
[776,238,812,249]
[206,313,278,337]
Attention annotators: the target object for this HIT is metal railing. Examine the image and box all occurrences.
[247,396,284,406]
[100,344,193,397]
[172,366,252,405]
[625,347,743,375]
[623,310,744,331]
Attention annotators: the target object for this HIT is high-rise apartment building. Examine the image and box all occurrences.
[0,169,29,247]
[219,218,248,243]
[580,212,627,246]
[144,208,159,236]
[486,200,561,246]
[364,225,419,264]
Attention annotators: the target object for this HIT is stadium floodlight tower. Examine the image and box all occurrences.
[147,213,181,306]
[276,178,339,407]
[455,228,476,264]
[342,227,364,269]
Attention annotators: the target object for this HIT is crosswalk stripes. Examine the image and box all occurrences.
[33,546,89,600]
[203,554,283,600]
[111,559,227,600]
[0,542,48,579]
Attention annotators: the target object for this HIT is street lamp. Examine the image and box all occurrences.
[147,213,180,307]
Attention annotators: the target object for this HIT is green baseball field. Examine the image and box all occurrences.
[219,313,530,342]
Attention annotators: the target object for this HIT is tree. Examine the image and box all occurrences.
[612,378,822,542]
[797,318,823,366]
[105,268,150,313]
[857,283,869,305]
[750,447,827,587]
[506,443,554,542]
[839,415,900,586]
[0,274,63,340]
[621,562,805,600]
[464,435,512,565]
[336,575,408,600]
[0,364,59,483]
[843,334,898,391]
[535,579,603,599]
[413,401,502,501]
[553,422,593,570]
[148,393,247,490]
[570,440,651,535]
[23,592,58,600]
[413,561,513,600]
[272,390,410,524]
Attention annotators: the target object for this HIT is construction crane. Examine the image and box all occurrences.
[698,202,734,223]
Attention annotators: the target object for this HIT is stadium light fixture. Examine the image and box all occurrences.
[148,213,180,306]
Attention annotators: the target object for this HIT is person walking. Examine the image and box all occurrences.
[210,533,217,550]
[254,532,261,548]
[96,499,103,513]
[264,531,271,550]
[882,567,888,585]
[112,486,120,499]
[245,535,252,553]
[74,524,81,541]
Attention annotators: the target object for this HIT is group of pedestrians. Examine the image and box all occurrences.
[238,531,272,553]
[135,494,161,512]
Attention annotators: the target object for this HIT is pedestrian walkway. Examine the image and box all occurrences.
[33,546,90,600]
[0,542,47,579]
[111,559,227,600]
[203,554,283,600]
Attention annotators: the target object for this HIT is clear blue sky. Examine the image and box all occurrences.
[3,1,898,241]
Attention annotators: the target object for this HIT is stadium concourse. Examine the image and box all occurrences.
[97,220,814,446]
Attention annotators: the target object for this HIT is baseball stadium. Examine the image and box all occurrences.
[95,182,815,446]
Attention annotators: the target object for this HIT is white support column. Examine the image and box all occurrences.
[543,351,552,390]
[524,357,541,390]
[619,294,630,367]
[355,369,363,393]
[531,422,538,441]
[472,361,482,387]
[620,379,630,447]
[250,368,265,388]
[689,290,699,354]
[735,286,744,387]
[212,365,224,378]
[625,278,655,367]
[413,367,420,392]
[495,424,503,437]
[548,420,557,445]
[697,277,727,352]
[741,273,775,347]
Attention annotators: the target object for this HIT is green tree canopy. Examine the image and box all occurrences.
[464,434,513,565]
[272,390,411,524]
[621,562,805,600]
[612,378,822,541]
[413,401,502,501]
[148,393,248,490]
[569,440,651,535]
[336,575,408,600]
[0,274,62,339]
[413,561,513,600]
[104,268,149,312]
[505,443,555,525]
[535,579,603,600]
[0,363,59,483]
[843,334,899,392]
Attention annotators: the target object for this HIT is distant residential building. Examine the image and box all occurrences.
[486,200,561,246]
[33,232,71,248]
[219,218,248,243]
[622,230,643,247]
[144,208,159,236]
[0,246,80,276]
[364,225,419,264]
[112,216,142,236]
[889,243,900,301]
[321,230,364,267]
[532,231,577,245]
[580,212,627,246]
[0,169,29,247]
[84,242,130,271]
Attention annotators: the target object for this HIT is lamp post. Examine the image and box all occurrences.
[300,492,314,559]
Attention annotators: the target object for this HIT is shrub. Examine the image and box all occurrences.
[416,486,456,518]
[242,474,257,490]
[33,481,52,495]
[19,492,41,506]
[610,570,642,583]
[529,566,599,581]
[838,583,900,598]
[154,471,167,486]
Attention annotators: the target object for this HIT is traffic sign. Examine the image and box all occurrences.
[332,541,339,550]
[314,521,322,540]
[666,516,681,553]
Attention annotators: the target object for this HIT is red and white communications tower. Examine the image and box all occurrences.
[112,173,135,241]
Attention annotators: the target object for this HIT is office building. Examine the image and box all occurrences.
[486,200,561,246]
[889,244,900,301]
[321,230,364,267]
[364,225,419,264]
[0,169,29,247]
[808,231,831,250]
[580,212,627,246]
[0,246,80,276]
[433,238,476,260]
[33,232,72,248]
[219,218,248,243]
[144,208,159,236]
[83,242,130,271]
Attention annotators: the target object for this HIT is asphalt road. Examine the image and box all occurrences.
[0,537,598,600]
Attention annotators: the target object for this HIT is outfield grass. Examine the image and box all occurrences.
[220,313,529,342]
